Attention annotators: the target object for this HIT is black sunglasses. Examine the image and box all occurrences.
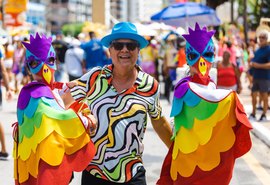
[259,36,267,39]
[111,41,139,51]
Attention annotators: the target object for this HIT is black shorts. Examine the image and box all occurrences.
[81,166,146,185]
[251,79,270,93]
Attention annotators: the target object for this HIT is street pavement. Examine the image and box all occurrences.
[1,76,270,185]
[237,78,270,148]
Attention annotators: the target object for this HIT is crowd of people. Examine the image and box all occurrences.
[216,29,270,122]
[0,20,268,184]
[2,24,268,109]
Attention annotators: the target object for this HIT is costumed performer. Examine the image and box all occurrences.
[157,23,252,185]
[13,33,97,185]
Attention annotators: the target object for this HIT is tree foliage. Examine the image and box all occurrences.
[206,0,229,9]
[259,0,270,23]
[236,0,270,30]
[61,22,84,37]
[207,0,270,30]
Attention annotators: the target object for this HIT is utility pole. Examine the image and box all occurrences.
[230,0,234,23]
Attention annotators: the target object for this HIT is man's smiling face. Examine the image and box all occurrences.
[109,39,140,68]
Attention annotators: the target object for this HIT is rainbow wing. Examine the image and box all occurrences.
[14,82,95,184]
[158,78,252,185]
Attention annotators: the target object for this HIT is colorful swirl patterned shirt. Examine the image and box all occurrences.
[71,64,162,183]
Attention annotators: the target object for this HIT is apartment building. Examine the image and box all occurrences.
[0,0,163,34]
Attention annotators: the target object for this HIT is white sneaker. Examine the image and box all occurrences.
[248,114,256,121]
[0,152,10,160]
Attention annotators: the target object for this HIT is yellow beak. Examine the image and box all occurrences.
[42,65,52,84]
[198,58,207,76]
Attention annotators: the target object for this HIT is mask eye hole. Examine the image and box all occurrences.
[28,60,39,69]
[46,57,56,66]
[187,52,198,61]
[203,52,214,58]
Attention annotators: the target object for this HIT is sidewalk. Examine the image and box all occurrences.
[238,77,270,147]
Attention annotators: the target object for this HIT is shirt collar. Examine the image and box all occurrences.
[104,64,143,86]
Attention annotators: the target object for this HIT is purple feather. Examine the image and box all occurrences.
[18,82,54,109]
[182,23,215,53]
[22,33,53,61]
[174,77,190,99]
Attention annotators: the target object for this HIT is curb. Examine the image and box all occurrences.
[244,104,270,147]
[251,121,270,147]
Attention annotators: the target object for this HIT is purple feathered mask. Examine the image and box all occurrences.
[22,33,57,87]
[182,23,216,85]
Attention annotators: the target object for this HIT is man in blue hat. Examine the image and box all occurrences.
[69,22,173,185]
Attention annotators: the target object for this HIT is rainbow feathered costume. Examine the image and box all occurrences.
[157,23,252,185]
[13,34,96,185]
[14,82,95,184]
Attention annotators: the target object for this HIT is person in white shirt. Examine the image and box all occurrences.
[65,38,84,81]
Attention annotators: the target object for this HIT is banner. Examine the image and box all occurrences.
[4,0,28,14]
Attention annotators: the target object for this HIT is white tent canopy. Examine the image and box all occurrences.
[133,23,158,36]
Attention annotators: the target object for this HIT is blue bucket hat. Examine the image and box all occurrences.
[101,22,148,49]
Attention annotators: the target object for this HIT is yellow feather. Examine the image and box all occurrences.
[171,94,237,179]
[18,115,86,160]
[16,132,90,183]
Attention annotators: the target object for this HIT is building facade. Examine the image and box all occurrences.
[45,0,92,34]
[0,0,163,34]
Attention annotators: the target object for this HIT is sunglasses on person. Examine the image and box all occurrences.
[259,36,267,39]
[110,41,139,51]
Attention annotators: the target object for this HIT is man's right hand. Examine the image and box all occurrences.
[85,114,97,136]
